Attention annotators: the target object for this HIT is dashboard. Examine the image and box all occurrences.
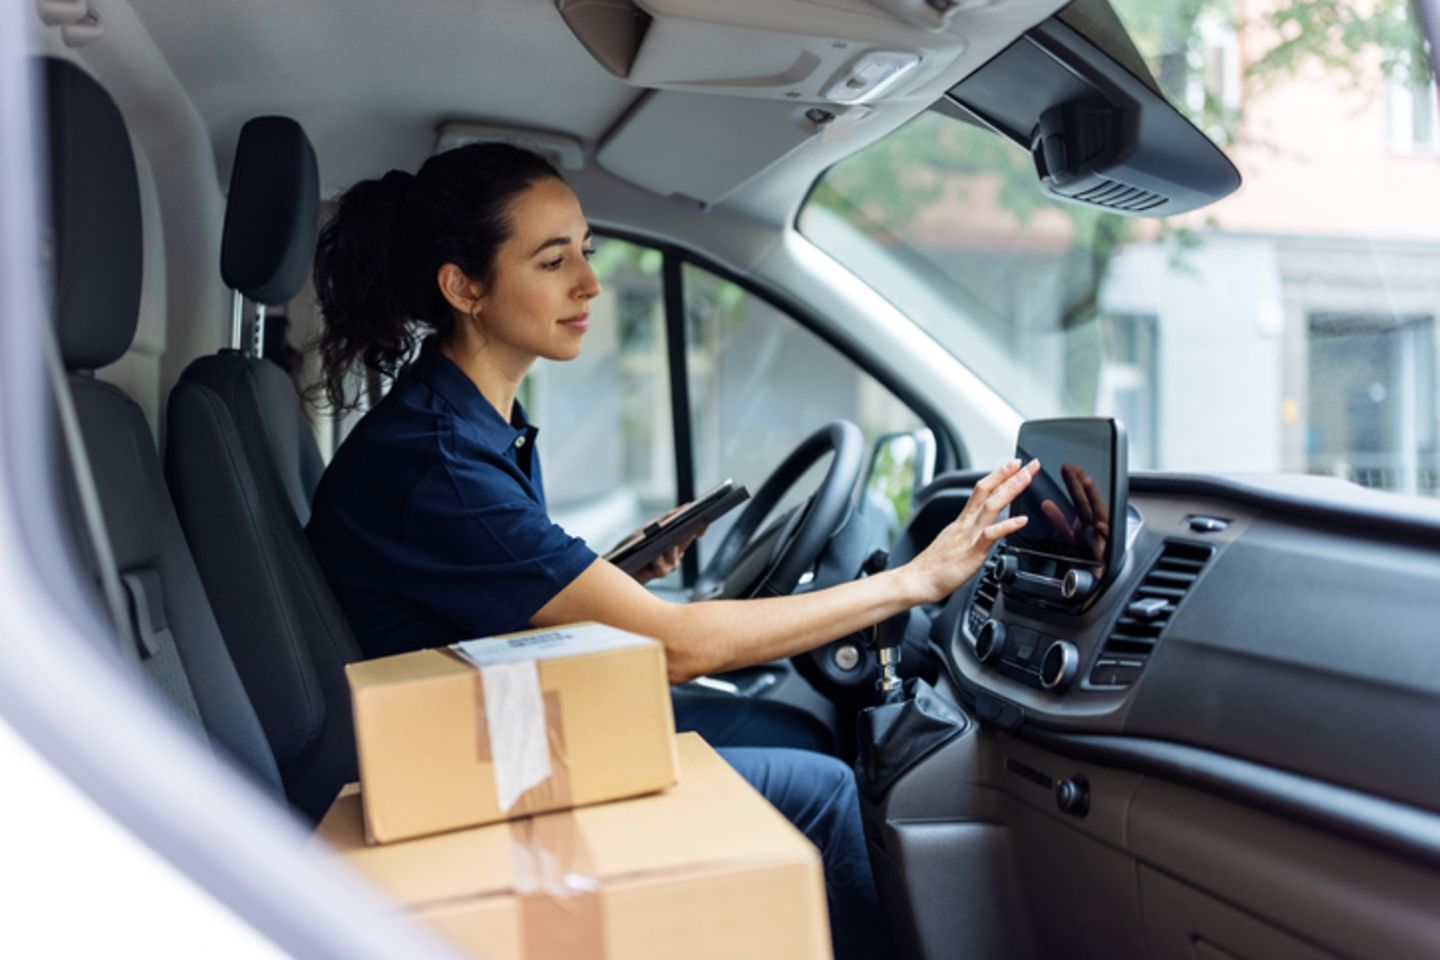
[892,469,1440,817]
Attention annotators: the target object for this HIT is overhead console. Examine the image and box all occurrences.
[557,0,1069,204]
[558,0,968,103]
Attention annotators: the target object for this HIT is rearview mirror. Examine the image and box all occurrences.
[945,12,1240,217]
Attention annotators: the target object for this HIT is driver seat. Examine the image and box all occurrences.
[166,116,361,821]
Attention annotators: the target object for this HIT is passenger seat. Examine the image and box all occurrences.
[167,116,363,822]
[42,56,282,797]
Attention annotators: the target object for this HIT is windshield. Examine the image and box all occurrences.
[799,0,1440,496]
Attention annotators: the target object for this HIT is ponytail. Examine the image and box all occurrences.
[312,143,563,412]
[313,170,417,412]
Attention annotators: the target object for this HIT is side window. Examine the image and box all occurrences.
[531,237,673,554]
[534,239,931,578]
[683,264,923,549]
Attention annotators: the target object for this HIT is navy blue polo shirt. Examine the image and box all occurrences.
[306,340,598,659]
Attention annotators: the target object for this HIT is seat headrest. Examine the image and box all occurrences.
[43,57,144,372]
[220,117,319,306]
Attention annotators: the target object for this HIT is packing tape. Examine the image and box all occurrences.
[473,672,574,816]
[500,817,810,960]
[409,810,814,959]
[510,813,605,960]
[479,660,551,810]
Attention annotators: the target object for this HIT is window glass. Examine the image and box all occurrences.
[683,264,923,551]
[799,0,1440,497]
[1308,314,1437,494]
[530,237,675,556]
[1388,67,1440,155]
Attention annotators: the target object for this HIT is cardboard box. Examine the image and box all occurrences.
[315,733,832,960]
[347,623,678,843]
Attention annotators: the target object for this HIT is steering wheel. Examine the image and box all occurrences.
[693,420,865,601]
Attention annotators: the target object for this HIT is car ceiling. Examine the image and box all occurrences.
[124,0,635,194]
[115,0,1068,228]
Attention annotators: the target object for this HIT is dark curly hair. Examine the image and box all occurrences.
[312,142,563,411]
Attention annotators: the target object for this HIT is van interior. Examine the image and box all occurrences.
[7,0,1440,956]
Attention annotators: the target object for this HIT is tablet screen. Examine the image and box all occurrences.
[1008,420,1116,564]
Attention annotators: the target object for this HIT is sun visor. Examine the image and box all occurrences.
[597,93,869,204]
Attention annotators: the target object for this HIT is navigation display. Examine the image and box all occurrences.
[1009,418,1125,566]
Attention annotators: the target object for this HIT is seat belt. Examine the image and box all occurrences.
[38,316,141,665]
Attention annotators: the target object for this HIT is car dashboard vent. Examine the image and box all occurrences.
[1088,540,1213,689]
[966,565,1002,637]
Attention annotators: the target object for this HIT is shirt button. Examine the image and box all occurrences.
[515,435,526,448]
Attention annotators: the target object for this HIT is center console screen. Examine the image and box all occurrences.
[1009,418,1127,568]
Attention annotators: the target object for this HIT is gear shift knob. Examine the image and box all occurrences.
[858,548,908,701]
[874,631,903,701]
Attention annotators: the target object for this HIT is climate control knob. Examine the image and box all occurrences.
[990,554,1021,584]
[1040,640,1080,691]
[1062,568,1095,600]
[974,619,1007,664]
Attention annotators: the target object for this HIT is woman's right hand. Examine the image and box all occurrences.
[901,458,1041,605]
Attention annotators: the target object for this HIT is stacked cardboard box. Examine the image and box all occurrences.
[324,622,833,958]
[317,734,832,959]
[346,623,679,842]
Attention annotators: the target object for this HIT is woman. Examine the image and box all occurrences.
[306,143,1038,960]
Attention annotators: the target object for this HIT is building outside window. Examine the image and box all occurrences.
[1388,70,1440,156]
[1307,313,1438,494]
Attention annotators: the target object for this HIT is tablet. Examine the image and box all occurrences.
[1008,417,1127,573]
[604,480,750,576]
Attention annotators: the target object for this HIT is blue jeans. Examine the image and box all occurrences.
[674,693,893,960]
[671,686,836,753]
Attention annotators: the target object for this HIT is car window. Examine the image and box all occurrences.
[682,263,923,549]
[799,0,1440,496]
[534,235,927,571]
[532,236,675,566]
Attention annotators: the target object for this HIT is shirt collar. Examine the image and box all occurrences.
[409,338,535,453]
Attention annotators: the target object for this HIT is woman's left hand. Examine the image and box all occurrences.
[633,535,698,584]
[613,504,706,584]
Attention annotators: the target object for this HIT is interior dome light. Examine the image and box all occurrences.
[822,51,922,104]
